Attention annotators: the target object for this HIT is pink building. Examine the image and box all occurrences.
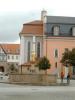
[19,10,75,77]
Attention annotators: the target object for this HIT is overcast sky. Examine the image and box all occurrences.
[0,0,75,43]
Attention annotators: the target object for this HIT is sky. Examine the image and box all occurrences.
[0,0,75,43]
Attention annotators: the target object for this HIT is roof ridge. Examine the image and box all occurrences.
[23,20,43,25]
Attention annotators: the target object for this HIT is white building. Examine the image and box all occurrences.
[0,44,20,73]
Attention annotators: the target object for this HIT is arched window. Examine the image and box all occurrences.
[54,49,58,58]
[27,41,30,61]
[37,42,40,58]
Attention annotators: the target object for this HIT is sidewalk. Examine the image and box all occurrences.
[0,78,75,86]
[57,78,73,86]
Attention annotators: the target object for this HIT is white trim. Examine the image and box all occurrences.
[20,34,43,37]
[44,37,75,41]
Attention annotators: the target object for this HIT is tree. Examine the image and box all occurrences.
[61,48,75,76]
[61,48,75,67]
[36,56,51,74]
[69,48,75,66]
[61,49,71,66]
[9,64,18,73]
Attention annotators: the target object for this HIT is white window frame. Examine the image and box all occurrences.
[53,25,59,36]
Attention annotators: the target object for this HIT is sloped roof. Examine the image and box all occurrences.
[20,20,43,35]
[0,44,20,54]
[23,20,43,25]
[46,16,75,24]
[0,45,6,54]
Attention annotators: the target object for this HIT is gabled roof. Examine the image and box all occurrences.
[0,44,20,54]
[20,20,43,35]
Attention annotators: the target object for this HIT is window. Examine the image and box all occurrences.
[16,55,18,59]
[54,49,58,58]
[37,42,40,58]
[12,55,14,59]
[27,41,30,61]
[53,25,59,36]
[55,62,57,68]
[8,55,10,59]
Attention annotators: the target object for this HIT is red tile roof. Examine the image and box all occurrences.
[0,44,20,54]
[20,20,43,35]
[24,20,43,25]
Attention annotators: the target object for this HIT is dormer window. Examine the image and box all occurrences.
[53,25,59,36]
[72,26,75,36]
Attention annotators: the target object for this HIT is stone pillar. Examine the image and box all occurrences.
[31,36,36,61]
[19,36,25,65]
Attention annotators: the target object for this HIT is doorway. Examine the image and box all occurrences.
[0,66,4,72]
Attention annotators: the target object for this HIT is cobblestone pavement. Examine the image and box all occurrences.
[0,80,75,100]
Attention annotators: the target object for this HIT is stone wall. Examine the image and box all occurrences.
[9,74,57,85]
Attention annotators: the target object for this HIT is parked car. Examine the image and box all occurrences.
[0,72,9,80]
[0,72,4,79]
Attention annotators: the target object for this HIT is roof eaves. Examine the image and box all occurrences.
[0,44,7,54]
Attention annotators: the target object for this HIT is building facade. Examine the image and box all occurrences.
[19,10,75,77]
[0,44,20,73]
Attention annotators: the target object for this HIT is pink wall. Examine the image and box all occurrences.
[43,37,75,74]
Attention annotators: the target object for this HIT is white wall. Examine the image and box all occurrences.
[20,35,43,65]
[7,54,19,63]
[0,47,7,61]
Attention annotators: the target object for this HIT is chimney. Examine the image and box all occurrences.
[41,10,47,21]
